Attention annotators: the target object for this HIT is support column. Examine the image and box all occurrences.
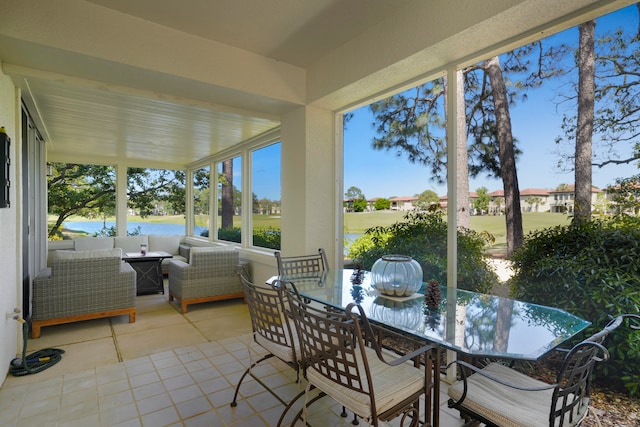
[116,164,127,236]
[280,106,338,265]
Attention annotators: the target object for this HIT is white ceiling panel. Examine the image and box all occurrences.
[23,76,279,168]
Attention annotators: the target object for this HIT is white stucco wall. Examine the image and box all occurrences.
[0,67,20,387]
[280,106,339,267]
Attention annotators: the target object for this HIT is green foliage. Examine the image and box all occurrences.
[345,186,365,200]
[415,189,439,210]
[47,163,186,238]
[348,208,497,293]
[509,216,640,396]
[609,174,640,215]
[216,227,241,243]
[252,227,281,250]
[352,198,368,212]
[204,226,281,250]
[374,198,391,210]
[473,187,491,214]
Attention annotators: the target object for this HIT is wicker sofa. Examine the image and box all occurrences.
[31,248,137,338]
[168,247,245,313]
[73,235,190,274]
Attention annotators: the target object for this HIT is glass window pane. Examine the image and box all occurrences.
[193,166,210,238]
[217,156,242,243]
[126,167,186,236]
[47,163,116,240]
[251,143,281,249]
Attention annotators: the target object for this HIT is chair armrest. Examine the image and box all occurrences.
[179,244,192,259]
[376,343,436,368]
[120,261,135,274]
[347,302,436,366]
[169,259,190,269]
[168,259,191,277]
[35,267,52,280]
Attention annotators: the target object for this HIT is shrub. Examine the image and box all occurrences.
[509,216,640,396]
[348,208,497,293]
[216,227,241,243]
[201,226,281,250]
[252,226,281,250]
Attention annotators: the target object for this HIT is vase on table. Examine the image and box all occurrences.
[371,254,423,297]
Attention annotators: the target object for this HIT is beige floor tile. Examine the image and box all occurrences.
[182,298,248,322]
[134,293,174,313]
[111,305,188,335]
[194,314,252,342]
[26,318,112,351]
[5,337,119,387]
[1,290,466,427]
[116,323,208,359]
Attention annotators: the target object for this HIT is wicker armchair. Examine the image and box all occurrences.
[32,249,136,338]
[168,247,244,313]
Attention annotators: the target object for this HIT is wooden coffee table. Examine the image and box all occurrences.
[123,251,173,295]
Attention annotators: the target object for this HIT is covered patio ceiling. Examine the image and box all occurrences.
[0,0,633,169]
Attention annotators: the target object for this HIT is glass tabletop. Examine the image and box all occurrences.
[271,269,591,361]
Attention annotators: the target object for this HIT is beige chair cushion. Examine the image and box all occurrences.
[188,246,229,263]
[254,319,301,363]
[447,362,573,427]
[148,234,181,255]
[114,235,149,253]
[306,345,424,419]
[74,236,114,251]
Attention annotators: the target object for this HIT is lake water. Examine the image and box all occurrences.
[64,221,207,236]
[66,221,359,251]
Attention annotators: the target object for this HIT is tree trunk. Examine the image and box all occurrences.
[484,56,523,256]
[456,70,471,229]
[221,159,234,229]
[575,20,595,223]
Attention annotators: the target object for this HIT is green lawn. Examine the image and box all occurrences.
[57,211,570,256]
[344,210,571,256]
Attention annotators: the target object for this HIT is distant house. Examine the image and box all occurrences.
[438,193,476,214]
[390,196,418,211]
[604,182,640,215]
[488,190,505,215]
[520,188,551,213]
[548,185,602,213]
[366,185,603,215]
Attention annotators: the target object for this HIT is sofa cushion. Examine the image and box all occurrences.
[148,235,181,255]
[114,235,149,253]
[56,248,123,260]
[74,236,114,251]
[188,246,229,264]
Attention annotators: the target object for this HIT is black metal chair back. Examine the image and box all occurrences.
[230,268,300,412]
[274,248,328,275]
[447,314,640,427]
[286,291,434,426]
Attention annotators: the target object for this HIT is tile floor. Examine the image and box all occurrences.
[0,282,466,426]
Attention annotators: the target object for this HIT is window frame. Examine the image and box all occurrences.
[186,128,281,251]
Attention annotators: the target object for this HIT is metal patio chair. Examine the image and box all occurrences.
[274,248,328,276]
[284,291,436,427]
[230,267,302,416]
[447,313,640,427]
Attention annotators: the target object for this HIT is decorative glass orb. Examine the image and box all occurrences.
[371,255,423,297]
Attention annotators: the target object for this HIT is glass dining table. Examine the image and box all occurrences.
[269,269,591,426]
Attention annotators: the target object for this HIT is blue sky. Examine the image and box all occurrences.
[343,5,639,200]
